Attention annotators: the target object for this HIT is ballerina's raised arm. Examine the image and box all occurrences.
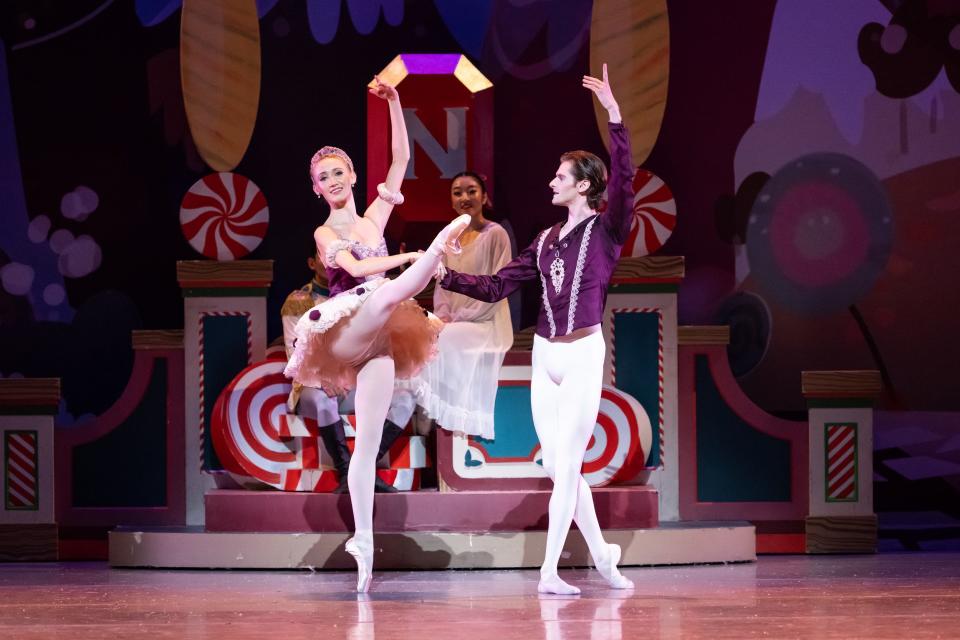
[363,75,411,234]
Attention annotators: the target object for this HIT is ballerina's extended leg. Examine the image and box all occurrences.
[327,214,472,365]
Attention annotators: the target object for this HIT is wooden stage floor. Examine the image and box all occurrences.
[2,552,959,639]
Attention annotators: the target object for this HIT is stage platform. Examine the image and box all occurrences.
[204,487,659,532]
[109,521,756,569]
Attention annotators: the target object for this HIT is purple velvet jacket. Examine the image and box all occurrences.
[440,122,634,339]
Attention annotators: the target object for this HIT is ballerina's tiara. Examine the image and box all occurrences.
[310,146,354,173]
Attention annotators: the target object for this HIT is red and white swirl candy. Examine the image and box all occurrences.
[581,386,653,487]
[621,169,677,257]
[210,359,302,488]
[212,360,427,492]
[180,172,269,260]
[210,390,269,490]
[264,343,287,361]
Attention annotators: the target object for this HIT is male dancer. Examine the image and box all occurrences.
[281,246,414,493]
[436,64,635,594]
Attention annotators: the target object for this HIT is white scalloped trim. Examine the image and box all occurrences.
[535,229,557,338]
[567,217,596,334]
[283,277,387,380]
[398,377,495,440]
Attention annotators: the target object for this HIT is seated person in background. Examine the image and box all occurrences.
[281,246,415,493]
[410,171,513,440]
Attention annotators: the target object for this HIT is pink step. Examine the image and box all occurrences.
[280,469,421,492]
[204,486,658,533]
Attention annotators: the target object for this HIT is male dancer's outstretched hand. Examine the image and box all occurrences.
[582,63,621,123]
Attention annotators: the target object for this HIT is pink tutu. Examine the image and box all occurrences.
[284,277,442,395]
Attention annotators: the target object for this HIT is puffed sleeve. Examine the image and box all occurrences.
[601,122,635,246]
[324,239,354,267]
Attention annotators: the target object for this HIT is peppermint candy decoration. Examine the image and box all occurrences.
[581,386,653,487]
[621,169,677,257]
[210,389,266,488]
[180,172,269,260]
[264,342,287,361]
[210,359,307,488]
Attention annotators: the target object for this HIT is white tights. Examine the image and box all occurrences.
[334,214,469,592]
[531,330,632,594]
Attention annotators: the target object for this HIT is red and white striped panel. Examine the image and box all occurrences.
[278,413,320,439]
[343,435,427,470]
[377,469,422,491]
[282,468,422,492]
[384,435,429,469]
[281,468,340,492]
[340,414,414,438]
[5,431,38,510]
[826,424,858,501]
[296,436,321,470]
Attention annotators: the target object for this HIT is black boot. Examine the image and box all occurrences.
[318,420,351,493]
[373,420,406,493]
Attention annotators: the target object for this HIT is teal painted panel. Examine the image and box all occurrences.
[612,312,661,466]
[695,355,792,502]
[468,385,539,465]
[201,315,249,470]
[73,361,167,507]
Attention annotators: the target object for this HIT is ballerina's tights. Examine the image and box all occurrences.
[327,230,447,540]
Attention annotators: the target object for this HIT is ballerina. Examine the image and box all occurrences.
[285,76,470,592]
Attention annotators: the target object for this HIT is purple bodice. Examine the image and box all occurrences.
[327,238,389,297]
[440,122,635,339]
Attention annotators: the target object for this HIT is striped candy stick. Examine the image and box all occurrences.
[826,423,858,501]
[5,431,38,509]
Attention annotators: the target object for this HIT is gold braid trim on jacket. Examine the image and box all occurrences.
[281,290,315,318]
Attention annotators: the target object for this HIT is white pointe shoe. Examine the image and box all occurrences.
[345,537,373,593]
[429,214,472,256]
[596,543,634,590]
